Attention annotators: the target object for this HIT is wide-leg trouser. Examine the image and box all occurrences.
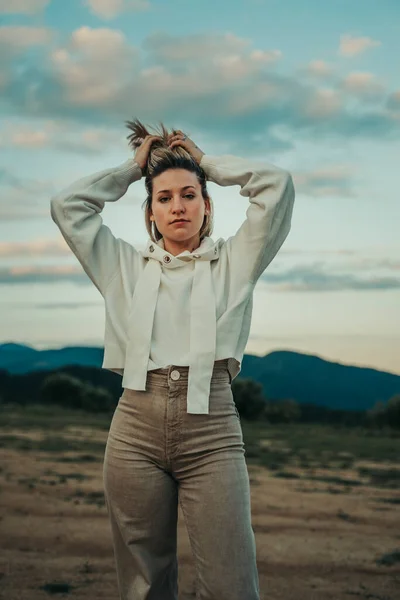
[103,358,260,600]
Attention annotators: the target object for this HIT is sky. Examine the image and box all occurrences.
[0,0,399,375]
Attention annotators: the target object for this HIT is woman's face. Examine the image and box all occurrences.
[150,168,210,247]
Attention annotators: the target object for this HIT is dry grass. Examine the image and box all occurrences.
[1,405,399,599]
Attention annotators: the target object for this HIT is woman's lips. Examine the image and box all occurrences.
[172,220,188,225]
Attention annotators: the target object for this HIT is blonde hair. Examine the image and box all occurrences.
[125,118,214,243]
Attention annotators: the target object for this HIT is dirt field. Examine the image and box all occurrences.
[1,420,399,600]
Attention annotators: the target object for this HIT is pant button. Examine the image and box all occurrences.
[170,369,180,381]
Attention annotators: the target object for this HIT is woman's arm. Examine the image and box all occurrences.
[50,159,142,296]
[199,154,295,286]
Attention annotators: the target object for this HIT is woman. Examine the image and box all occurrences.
[50,118,295,600]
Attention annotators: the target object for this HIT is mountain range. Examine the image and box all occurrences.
[1,343,399,411]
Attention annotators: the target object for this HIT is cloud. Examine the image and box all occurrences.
[0,265,88,285]
[34,301,102,309]
[0,239,69,258]
[301,87,343,118]
[0,28,398,150]
[49,26,139,105]
[341,71,384,98]
[0,206,51,221]
[356,259,400,271]
[281,247,400,261]
[260,264,400,292]
[1,300,102,309]
[0,167,54,194]
[293,164,357,198]
[5,241,396,264]
[0,25,54,90]
[4,129,49,148]
[300,62,386,108]
[0,119,124,154]
[387,90,400,118]
[2,254,399,290]
[85,0,151,19]
[0,26,53,55]
[339,34,381,57]
[144,31,258,64]
[0,167,57,220]
[54,127,124,153]
[304,60,335,78]
[0,0,51,14]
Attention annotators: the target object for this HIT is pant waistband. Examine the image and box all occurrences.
[145,358,231,385]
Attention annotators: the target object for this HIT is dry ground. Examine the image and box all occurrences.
[0,423,399,600]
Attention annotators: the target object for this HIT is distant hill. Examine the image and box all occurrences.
[0,343,104,373]
[240,352,400,411]
[0,343,399,411]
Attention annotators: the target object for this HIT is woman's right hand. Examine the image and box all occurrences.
[134,135,162,171]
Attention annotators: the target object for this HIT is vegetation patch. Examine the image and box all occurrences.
[65,488,105,507]
[0,434,105,453]
[358,467,400,489]
[40,581,74,594]
[376,549,400,567]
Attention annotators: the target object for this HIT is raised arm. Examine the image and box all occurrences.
[50,159,142,296]
[199,154,295,286]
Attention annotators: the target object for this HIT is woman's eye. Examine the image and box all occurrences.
[159,194,195,202]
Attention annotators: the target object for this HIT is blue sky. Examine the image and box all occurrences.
[1,0,399,375]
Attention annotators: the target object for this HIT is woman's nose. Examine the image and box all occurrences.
[171,199,185,209]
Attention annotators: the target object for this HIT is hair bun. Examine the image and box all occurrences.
[125,118,194,177]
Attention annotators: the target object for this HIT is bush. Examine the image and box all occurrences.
[367,394,400,429]
[232,378,266,420]
[387,395,400,428]
[40,373,114,412]
[40,373,85,409]
[80,383,114,412]
[263,398,301,424]
[231,379,301,423]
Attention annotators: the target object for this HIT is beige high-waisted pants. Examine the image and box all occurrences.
[103,358,260,600]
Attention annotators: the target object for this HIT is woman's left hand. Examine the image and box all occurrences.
[168,130,205,165]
